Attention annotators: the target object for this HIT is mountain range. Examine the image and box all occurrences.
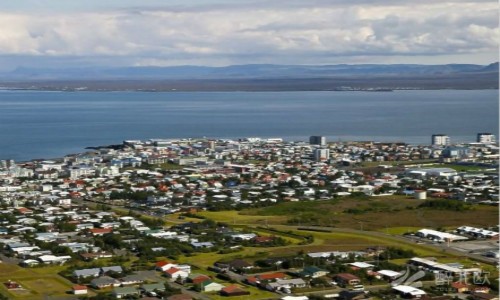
[0,63,497,91]
[3,62,498,80]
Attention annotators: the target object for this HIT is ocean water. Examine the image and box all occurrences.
[0,90,498,161]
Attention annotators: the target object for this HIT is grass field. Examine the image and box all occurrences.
[377,227,422,235]
[197,210,287,226]
[358,159,438,167]
[233,196,499,230]
[0,264,76,299]
[181,195,498,271]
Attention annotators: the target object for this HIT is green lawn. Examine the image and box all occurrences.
[197,210,287,225]
[377,227,422,235]
[0,264,76,300]
[359,159,438,168]
[429,163,495,172]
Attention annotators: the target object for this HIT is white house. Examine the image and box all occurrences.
[155,260,177,272]
[202,281,225,292]
[72,285,88,295]
[165,267,190,280]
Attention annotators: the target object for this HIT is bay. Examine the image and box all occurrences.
[0,90,498,161]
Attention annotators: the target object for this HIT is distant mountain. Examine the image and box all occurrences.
[479,62,499,72]
[2,63,498,80]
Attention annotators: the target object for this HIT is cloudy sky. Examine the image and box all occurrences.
[0,0,497,70]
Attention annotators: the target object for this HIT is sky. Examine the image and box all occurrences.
[0,0,498,71]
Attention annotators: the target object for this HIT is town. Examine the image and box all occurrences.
[0,134,498,300]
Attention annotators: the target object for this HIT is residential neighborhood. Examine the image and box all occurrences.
[0,135,498,299]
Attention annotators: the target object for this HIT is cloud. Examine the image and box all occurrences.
[0,1,497,67]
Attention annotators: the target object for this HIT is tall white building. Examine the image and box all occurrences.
[477,133,496,143]
[431,134,450,146]
[313,148,330,161]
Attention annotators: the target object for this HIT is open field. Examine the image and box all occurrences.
[0,264,76,300]
[359,159,438,168]
[197,210,287,226]
[184,196,498,270]
[377,227,422,235]
[433,163,496,172]
[179,224,466,270]
[233,196,499,229]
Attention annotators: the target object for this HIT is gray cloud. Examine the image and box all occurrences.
[0,1,497,69]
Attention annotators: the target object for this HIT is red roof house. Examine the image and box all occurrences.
[220,285,250,297]
[89,228,112,236]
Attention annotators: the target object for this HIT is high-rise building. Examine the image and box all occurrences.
[477,133,496,143]
[310,136,326,146]
[313,148,330,161]
[432,134,450,146]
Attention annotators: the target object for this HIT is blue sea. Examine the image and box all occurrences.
[0,90,498,161]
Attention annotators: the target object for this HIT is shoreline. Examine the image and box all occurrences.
[0,87,499,92]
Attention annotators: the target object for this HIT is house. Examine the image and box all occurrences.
[349,262,374,271]
[72,285,88,295]
[338,290,370,300]
[120,274,145,285]
[156,260,177,271]
[253,236,275,244]
[334,273,361,287]
[141,283,166,294]
[73,268,101,278]
[392,285,427,299]
[300,266,328,278]
[201,281,225,292]
[188,274,211,285]
[37,255,71,264]
[267,278,307,291]
[247,272,287,285]
[376,270,402,281]
[225,259,253,272]
[113,287,140,299]
[20,259,40,267]
[90,276,121,289]
[89,228,112,236]
[220,285,250,297]
[165,267,189,280]
[167,294,193,300]
[230,233,257,241]
[450,281,469,293]
[190,241,214,249]
[174,264,192,273]
[80,252,113,261]
[101,266,123,275]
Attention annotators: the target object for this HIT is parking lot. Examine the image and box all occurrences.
[449,239,499,253]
